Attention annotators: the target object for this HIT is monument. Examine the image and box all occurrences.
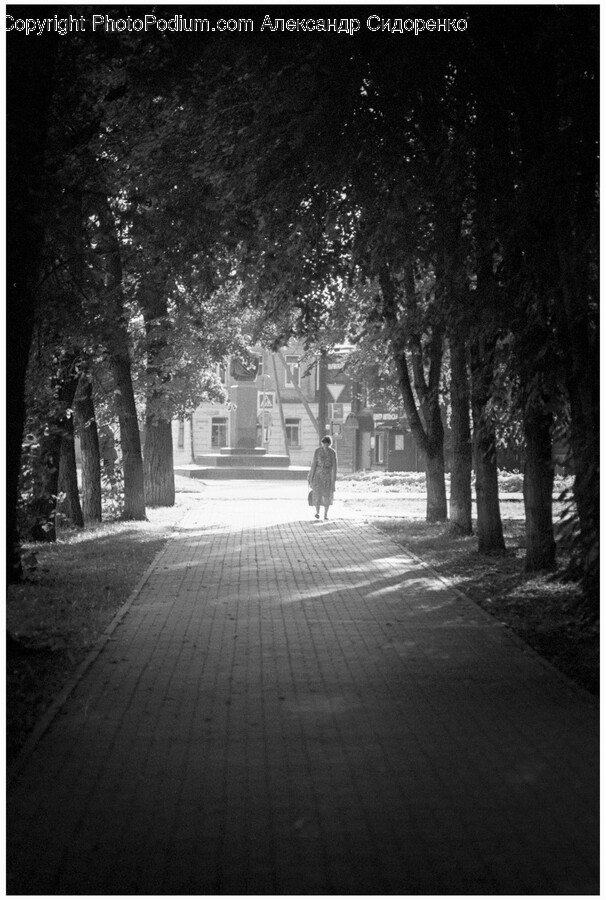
[229,353,260,449]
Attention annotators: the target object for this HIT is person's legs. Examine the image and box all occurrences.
[315,505,320,519]
[323,506,329,520]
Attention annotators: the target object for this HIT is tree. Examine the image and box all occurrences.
[7,20,58,578]
[379,269,447,521]
[448,339,472,534]
[23,350,83,542]
[57,410,85,530]
[86,191,146,520]
[74,375,102,523]
[466,7,598,576]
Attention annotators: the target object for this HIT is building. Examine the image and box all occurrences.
[171,343,426,474]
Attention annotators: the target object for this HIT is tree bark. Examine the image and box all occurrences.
[271,351,290,458]
[92,192,146,520]
[144,419,175,507]
[382,269,447,522]
[29,361,81,541]
[449,339,473,534]
[555,231,599,608]
[140,280,177,508]
[112,349,146,519]
[74,376,102,522]
[565,368,599,601]
[57,416,84,528]
[522,402,556,571]
[470,340,506,553]
[7,29,58,578]
[189,414,196,463]
[27,429,62,543]
[470,92,507,554]
[426,450,447,523]
[423,391,448,523]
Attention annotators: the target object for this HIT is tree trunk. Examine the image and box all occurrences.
[566,373,599,602]
[28,429,62,543]
[74,376,102,522]
[470,341,505,553]
[424,399,448,523]
[57,418,84,529]
[144,418,175,507]
[271,350,290,458]
[93,191,146,520]
[382,269,447,524]
[7,31,58,578]
[189,414,196,463]
[449,339,473,534]
[426,450,447,524]
[522,403,556,571]
[141,283,176,507]
[473,425,504,554]
[112,350,146,519]
[28,359,82,541]
[555,231,599,609]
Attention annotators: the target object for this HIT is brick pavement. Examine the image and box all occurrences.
[7,489,599,894]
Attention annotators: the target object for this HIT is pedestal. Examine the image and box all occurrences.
[231,382,258,449]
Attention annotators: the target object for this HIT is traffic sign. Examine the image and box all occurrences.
[327,383,345,402]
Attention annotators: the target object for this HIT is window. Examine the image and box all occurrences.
[394,434,404,451]
[285,418,301,449]
[284,355,300,388]
[177,418,185,449]
[211,417,228,449]
[374,432,385,464]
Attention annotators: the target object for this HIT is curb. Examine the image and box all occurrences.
[8,534,177,784]
[370,522,598,708]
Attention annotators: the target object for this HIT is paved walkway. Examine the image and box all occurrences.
[7,485,599,895]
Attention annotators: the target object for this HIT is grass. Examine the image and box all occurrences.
[338,469,574,494]
[373,517,598,696]
[7,490,197,765]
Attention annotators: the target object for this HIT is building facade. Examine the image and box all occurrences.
[172,345,351,471]
[171,344,426,474]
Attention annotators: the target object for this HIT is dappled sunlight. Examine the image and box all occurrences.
[412,599,460,614]
[277,586,354,605]
[175,526,230,538]
[282,695,363,717]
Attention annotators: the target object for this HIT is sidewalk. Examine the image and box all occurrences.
[7,488,599,895]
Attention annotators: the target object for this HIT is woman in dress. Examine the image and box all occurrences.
[308,435,337,520]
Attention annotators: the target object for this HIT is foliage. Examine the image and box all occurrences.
[9,10,598,592]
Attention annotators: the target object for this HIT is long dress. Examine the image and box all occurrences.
[309,446,337,508]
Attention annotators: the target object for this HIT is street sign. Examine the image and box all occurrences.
[327,383,345,402]
[258,392,275,410]
[328,403,344,422]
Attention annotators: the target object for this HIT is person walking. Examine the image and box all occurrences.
[308,435,337,520]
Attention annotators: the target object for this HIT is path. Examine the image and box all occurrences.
[7,483,599,894]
